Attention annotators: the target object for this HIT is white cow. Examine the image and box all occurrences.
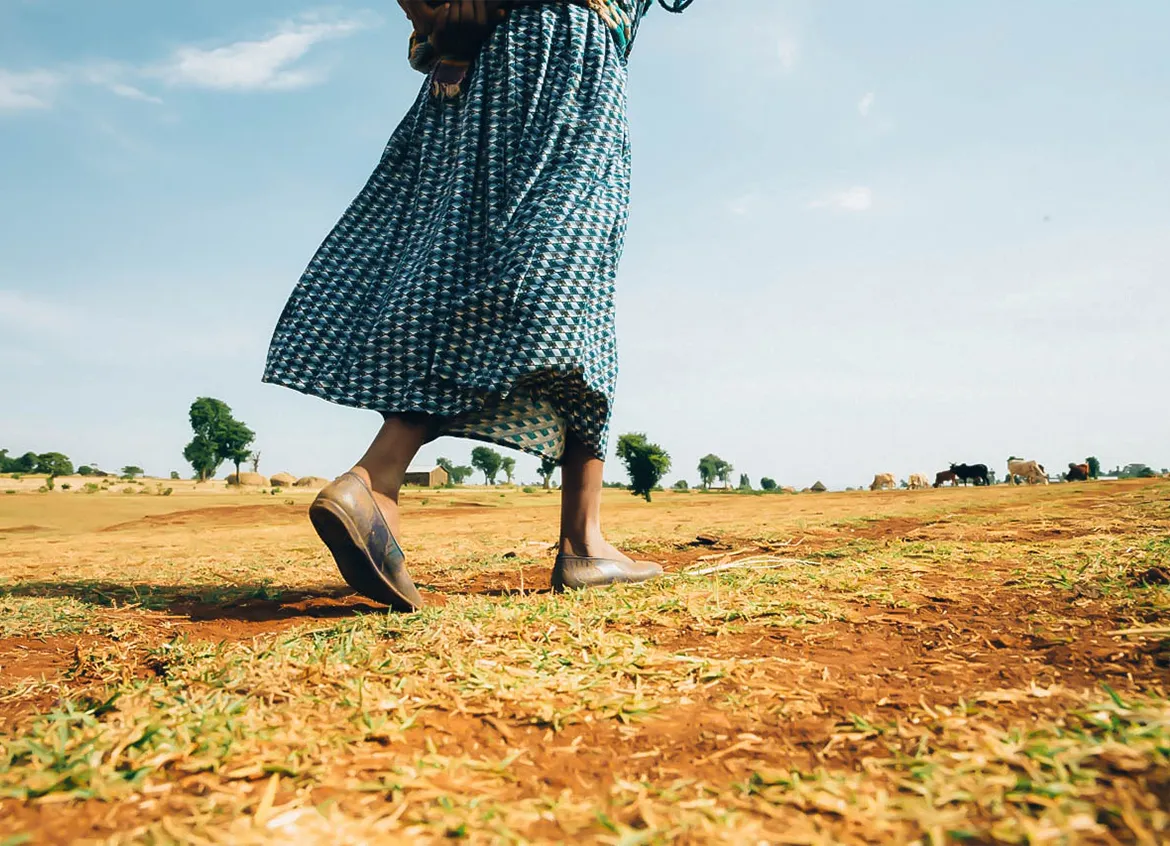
[1007,458,1048,485]
[908,473,930,490]
[870,473,896,491]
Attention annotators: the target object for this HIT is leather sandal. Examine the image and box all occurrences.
[309,472,424,612]
[551,554,664,592]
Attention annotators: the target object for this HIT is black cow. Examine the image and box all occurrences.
[950,462,991,486]
[1066,463,1089,482]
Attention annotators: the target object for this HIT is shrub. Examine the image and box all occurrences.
[673,480,690,491]
[122,486,136,494]
[60,483,71,490]
[162,487,173,496]
[78,465,94,476]
[83,483,100,494]
[522,486,536,493]
[44,477,55,491]
[760,477,778,491]
[4,490,15,495]
[170,471,180,480]
[37,486,49,493]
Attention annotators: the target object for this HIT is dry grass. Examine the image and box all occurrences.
[1,479,1168,843]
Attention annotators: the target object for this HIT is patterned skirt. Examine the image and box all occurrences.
[262,5,629,461]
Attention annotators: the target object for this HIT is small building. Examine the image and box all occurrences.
[403,465,449,487]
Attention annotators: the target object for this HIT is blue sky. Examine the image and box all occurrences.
[2,1,1168,488]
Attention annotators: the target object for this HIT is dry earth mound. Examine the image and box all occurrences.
[294,476,330,488]
[269,472,297,487]
[226,473,268,487]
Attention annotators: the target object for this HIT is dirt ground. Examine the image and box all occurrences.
[1,480,1168,843]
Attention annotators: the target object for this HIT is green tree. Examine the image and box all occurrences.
[35,452,74,477]
[1086,456,1101,479]
[437,456,475,485]
[616,433,671,503]
[539,456,558,490]
[12,452,37,473]
[0,449,9,473]
[501,456,516,484]
[121,465,144,479]
[183,397,255,482]
[697,454,732,490]
[471,446,503,485]
[673,480,690,491]
[78,465,94,476]
[760,477,777,491]
[738,473,752,491]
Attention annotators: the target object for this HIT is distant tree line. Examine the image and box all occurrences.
[0,448,150,480]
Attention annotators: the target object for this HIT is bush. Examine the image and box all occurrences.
[78,465,94,476]
[760,477,778,491]
[673,480,690,491]
[122,486,135,495]
[162,487,173,496]
[44,477,55,491]
[83,483,99,494]
[170,471,180,480]
[60,483,71,490]
[4,490,15,495]
[522,486,536,493]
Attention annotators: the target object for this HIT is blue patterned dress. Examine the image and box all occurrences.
[263,2,660,461]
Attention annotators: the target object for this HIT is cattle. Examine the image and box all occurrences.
[933,470,958,488]
[950,463,991,486]
[870,473,896,491]
[1007,458,1048,485]
[1066,463,1089,482]
[908,473,930,490]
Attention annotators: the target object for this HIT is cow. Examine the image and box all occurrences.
[908,473,930,490]
[950,463,991,486]
[1007,458,1048,485]
[933,470,958,488]
[870,473,896,491]
[1066,462,1089,482]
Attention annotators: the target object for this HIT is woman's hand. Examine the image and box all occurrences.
[398,0,441,36]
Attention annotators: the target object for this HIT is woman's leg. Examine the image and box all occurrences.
[347,413,432,538]
[558,433,632,562]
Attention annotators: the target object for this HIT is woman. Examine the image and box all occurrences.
[263,0,691,611]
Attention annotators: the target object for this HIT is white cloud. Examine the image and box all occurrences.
[0,70,59,112]
[858,92,875,117]
[0,13,374,114]
[0,290,76,332]
[726,193,762,217]
[808,186,873,212]
[777,37,800,71]
[158,19,368,91]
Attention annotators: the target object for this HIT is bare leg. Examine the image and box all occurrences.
[347,414,431,539]
[558,433,632,562]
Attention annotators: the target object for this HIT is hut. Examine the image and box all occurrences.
[270,472,297,487]
[403,465,449,487]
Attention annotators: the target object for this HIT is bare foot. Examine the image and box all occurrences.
[558,535,634,563]
[347,466,403,539]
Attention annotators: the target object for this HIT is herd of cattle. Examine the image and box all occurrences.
[869,458,1091,491]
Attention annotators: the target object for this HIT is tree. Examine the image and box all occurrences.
[616,433,671,503]
[471,446,503,485]
[120,465,144,479]
[249,451,261,473]
[183,397,255,482]
[1120,463,1156,479]
[78,465,94,476]
[170,471,181,480]
[760,477,777,491]
[539,456,558,490]
[1086,456,1101,479]
[12,452,37,473]
[697,454,732,490]
[36,452,74,477]
[673,480,690,491]
[738,473,752,491]
[437,457,474,485]
[501,456,516,485]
